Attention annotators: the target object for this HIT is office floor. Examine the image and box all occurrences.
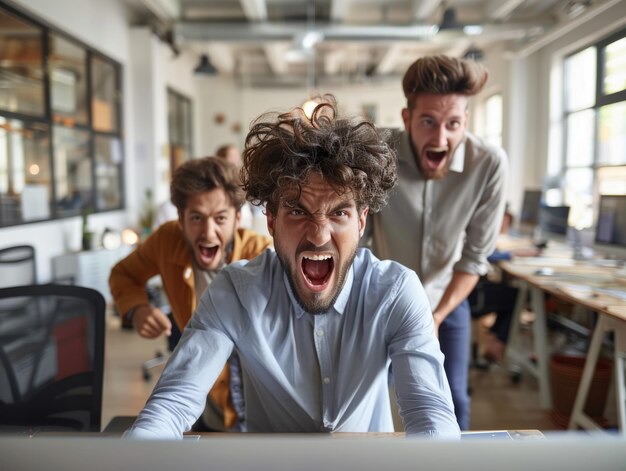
[101,314,558,432]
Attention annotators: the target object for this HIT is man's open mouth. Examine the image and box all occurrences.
[301,253,334,291]
[424,148,448,169]
[198,243,219,262]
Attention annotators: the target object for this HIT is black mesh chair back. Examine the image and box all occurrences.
[0,245,36,289]
[0,284,105,433]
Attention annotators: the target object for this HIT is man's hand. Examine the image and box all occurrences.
[432,310,445,338]
[133,305,172,339]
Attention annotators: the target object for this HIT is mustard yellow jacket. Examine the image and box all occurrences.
[109,220,272,428]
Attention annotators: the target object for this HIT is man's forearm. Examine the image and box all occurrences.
[432,271,480,327]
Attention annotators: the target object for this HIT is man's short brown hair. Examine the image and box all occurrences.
[241,95,397,216]
[402,55,488,108]
[170,157,245,214]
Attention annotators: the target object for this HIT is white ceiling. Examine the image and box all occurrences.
[124,0,608,87]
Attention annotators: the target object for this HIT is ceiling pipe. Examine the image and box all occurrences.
[174,20,551,43]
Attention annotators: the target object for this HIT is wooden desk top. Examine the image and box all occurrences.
[499,258,626,320]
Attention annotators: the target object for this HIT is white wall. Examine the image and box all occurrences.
[128,28,166,211]
[195,77,406,158]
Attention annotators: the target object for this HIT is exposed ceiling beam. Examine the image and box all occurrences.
[139,0,180,21]
[441,38,472,58]
[239,0,268,21]
[513,0,623,58]
[485,0,526,20]
[205,44,235,74]
[263,43,290,75]
[375,44,405,75]
[330,0,351,22]
[411,0,441,21]
[324,49,347,75]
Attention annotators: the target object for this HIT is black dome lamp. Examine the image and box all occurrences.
[194,54,217,75]
[438,7,463,31]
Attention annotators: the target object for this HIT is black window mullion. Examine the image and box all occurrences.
[86,51,96,212]
[116,61,125,211]
[42,28,58,220]
[597,88,626,107]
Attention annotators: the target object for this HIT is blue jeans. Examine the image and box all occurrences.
[438,300,470,430]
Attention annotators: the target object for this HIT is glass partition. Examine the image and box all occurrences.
[0,117,51,225]
[49,33,88,126]
[0,8,45,116]
[53,125,91,217]
[0,3,124,227]
[91,56,119,133]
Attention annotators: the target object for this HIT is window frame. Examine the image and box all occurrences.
[560,27,626,229]
[0,1,125,228]
[166,87,193,176]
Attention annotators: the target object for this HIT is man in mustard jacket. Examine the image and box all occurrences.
[109,156,272,431]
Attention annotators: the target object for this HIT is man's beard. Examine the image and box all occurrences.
[275,239,356,315]
[407,129,452,181]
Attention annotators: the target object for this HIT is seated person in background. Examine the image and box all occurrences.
[216,143,242,167]
[471,206,540,363]
[123,97,460,439]
[109,157,273,431]
[215,143,263,231]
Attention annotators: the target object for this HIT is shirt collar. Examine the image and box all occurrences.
[449,136,466,173]
[285,264,354,319]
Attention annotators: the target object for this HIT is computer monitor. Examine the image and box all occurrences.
[538,205,570,236]
[519,189,542,226]
[594,195,626,259]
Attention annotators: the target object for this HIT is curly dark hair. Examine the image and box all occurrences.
[170,156,245,213]
[241,96,397,215]
[402,54,488,109]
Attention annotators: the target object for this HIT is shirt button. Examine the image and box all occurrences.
[316,329,324,337]
[323,377,330,384]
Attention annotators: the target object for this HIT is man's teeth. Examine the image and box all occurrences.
[304,254,332,261]
[427,147,447,153]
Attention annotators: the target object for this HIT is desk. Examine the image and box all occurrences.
[500,257,626,433]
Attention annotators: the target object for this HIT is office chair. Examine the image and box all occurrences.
[0,245,37,288]
[0,284,105,433]
[468,277,524,382]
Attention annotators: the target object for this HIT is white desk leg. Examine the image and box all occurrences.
[610,318,626,432]
[506,282,527,357]
[530,286,551,409]
[568,316,607,432]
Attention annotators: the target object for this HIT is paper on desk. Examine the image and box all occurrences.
[511,257,576,267]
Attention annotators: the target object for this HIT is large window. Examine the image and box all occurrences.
[167,88,193,176]
[559,28,626,230]
[482,93,503,148]
[0,3,124,227]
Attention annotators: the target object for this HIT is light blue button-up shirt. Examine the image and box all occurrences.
[125,248,459,439]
